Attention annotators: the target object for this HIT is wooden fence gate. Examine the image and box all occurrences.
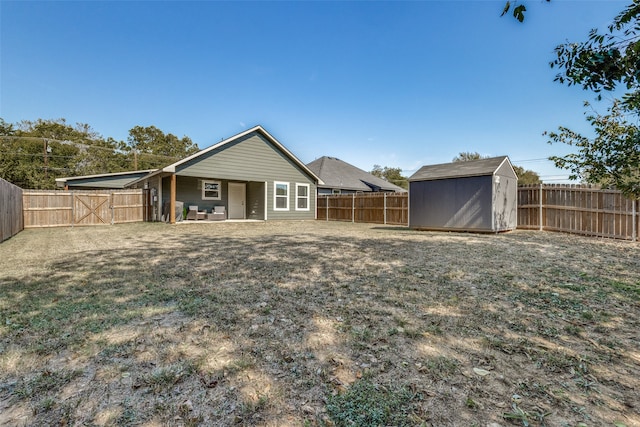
[23,189,148,228]
[73,193,111,225]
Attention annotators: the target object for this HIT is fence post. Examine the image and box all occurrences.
[384,192,387,225]
[539,183,543,231]
[633,199,637,242]
[71,191,75,227]
[352,193,355,223]
[326,195,329,221]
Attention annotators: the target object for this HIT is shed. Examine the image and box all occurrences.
[408,156,517,232]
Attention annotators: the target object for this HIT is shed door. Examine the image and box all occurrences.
[228,182,246,219]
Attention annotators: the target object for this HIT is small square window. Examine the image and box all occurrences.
[202,180,221,200]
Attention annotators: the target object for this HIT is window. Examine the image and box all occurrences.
[332,189,342,195]
[274,181,289,210]
[296,183,310,211]
[202,180,221,200]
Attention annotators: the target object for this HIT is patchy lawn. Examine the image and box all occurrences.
[0,221,638,427]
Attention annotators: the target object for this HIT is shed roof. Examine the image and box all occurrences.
[56,170,156,188]
[306,156,406,192]
[409,156,514,182]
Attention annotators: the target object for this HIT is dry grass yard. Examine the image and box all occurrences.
[0,221,638,427]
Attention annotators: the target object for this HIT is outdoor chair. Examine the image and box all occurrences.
[187,205,207,220]
[209,205,226,221]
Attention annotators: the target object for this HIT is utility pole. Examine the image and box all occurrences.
[43,139,49,180]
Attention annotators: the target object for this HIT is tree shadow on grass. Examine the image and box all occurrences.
[0,224,639,426]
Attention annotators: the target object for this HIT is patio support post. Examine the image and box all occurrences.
[157,175,162,222]
[170,174,176,224]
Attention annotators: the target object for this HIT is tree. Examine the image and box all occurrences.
[504,2,640,199]
[370,165,408,190]
[512,165,541,185]
[551,3,640,110]
[452,151,486,162]
[546,102,639,197]
[0,118,92,189]
[546,3,640,199]
[127,125,199,169]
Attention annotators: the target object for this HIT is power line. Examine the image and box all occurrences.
[1,136,183,159]
[511,158,552,163]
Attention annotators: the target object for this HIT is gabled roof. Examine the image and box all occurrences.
[307,156,406,192]
[166,125,320,181]
[126,125,321,187]
[409,156,514,182]
[55,169,156,188]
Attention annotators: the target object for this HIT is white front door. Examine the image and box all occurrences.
[228,182,246,219]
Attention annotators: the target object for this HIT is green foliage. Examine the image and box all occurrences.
[551,3,640,110]
[512,165,541,185]
[543,3,640,199]
[127,125,199,169]
[0,118,200,189]
[326,379,420,427]
[452,151,487,162]
[546,102,640,199]
[501,1,549,22]
[370,164,408,189]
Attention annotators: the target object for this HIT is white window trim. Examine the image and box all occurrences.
[274,181,289,211]
[202,180,221,200]
[295,183,310,211]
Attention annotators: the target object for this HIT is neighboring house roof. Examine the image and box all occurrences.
[307,156,406,192]
[128,125,321,186]
[409,156,515,182]
[55,170,156,189]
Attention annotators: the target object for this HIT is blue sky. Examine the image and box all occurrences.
[0,0,628,181]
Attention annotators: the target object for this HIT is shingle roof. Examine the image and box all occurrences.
[55,170,156,188]
[306,156,406,192]
[409,156,512,182]
[127,125,321,187]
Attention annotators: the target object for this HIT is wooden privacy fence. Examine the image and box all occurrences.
[318,186,639,241]
[23,189,150,228]
[518,184,638,241]
[317,192,408,225]
[0,178,24,242]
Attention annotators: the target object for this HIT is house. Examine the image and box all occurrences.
[126,125,321,223]
[55,170,156,190]
[408,156,517,232]
[306,156,406,195]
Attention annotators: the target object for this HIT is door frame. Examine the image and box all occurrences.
[228,182,246,219]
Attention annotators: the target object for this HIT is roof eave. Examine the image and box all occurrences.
[162,125,321,184]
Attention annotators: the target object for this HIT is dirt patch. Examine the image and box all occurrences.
[0,221,638,426]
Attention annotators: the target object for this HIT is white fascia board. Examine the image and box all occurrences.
[162,125,321,184]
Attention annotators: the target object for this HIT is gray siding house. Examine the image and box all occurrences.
[129,126,320,223]
[409,156,517,232]
[307,156,406,195]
